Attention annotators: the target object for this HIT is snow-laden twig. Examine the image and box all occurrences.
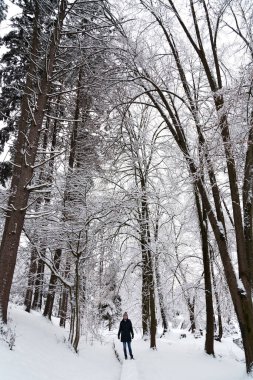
[44,113,81,122]
[25,211,54,219]
[26,182,51,191]
[31,150,65,169]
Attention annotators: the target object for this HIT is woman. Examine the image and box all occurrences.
[118,312,134,359]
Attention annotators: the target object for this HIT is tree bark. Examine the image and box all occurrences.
[187,297,196,333]
[32,250,45,311]
[0,0,67,324]
[24,246,37,313]
[210,247,223,341]
[139,193,157,348]
[72,256,81,352]
[59,256,71,327]
[59,287,69,328]
[243,113,253,288]
[43,249,62,319]
[154,254,168,335]
[141,239,150,339]
[148,250,157,349]
[154,215,168,336]
[195,190,214,355]
[143,194,157,348]
[0,2,40,324]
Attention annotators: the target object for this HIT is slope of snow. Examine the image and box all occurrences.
[0,305,121,380]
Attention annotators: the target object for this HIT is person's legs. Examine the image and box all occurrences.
[127,341,133,358]
[123,341,127,359]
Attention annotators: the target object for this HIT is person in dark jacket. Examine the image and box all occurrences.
[118,312,134,359]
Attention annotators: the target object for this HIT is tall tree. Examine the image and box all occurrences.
[0,0,68,325]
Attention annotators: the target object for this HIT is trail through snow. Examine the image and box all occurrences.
[0,306,249,380]
[115,331,247,380]
[120,360,139,380]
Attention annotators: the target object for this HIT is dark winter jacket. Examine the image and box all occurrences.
[118,319,134,342]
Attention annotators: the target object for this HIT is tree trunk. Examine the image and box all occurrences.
[139,193,157,348]
[195,190,214,355]
[144,196,157,349]
[0,2,40,325]
[243,114,253,288]
[69,289,75,343]
[72,257,80,352]
[142,248,150,339]
[59,256,71,327]
[43,249,62,319]
[154,255,168,336]
[187,298,196,333]
[59,287,69,328]
[201,211,214,355]
[210,247,223,341]
[154,216,168,336]
[0,0,67,325]
[148,251,157,349]
[24,246,37,313]
[32,250,45,311]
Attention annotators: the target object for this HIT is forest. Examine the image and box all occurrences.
[0,0,253,379]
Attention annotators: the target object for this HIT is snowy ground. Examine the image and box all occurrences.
[115,333,247,380]
[0,305,120,380]
[0,306,249,380]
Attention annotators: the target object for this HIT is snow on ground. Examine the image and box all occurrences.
[120,359,139,380]
[0,305,121,380]
[115,330,248,380]
[0,306,249,380]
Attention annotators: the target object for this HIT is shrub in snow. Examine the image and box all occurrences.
[0,323,16,350]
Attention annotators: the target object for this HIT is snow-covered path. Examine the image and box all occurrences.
[0,307,248,380]
[115,331,247,380]
[120,360,139,380]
